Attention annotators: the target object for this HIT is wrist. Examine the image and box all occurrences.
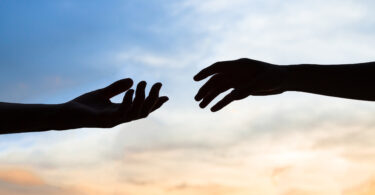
[59,102,95,130]
[283,64,319,92]
[45,103,71,130]
[276,65,292,92]
[54,102,84,130]
[282,64,302,92]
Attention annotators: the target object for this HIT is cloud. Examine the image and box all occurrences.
[0,168,44,186]
[113,49,186,69]
[281,189,318,195]
[169,0,375,65]
[343,177,375,195]
[0,167,82,195]
[3,96,375,194]
[166,183,243,195]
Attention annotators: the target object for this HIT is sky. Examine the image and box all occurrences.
[1,0,375,194]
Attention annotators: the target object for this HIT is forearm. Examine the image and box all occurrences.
[284,62,375,101]
[0,102,72,134]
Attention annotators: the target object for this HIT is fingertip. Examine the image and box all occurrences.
[195,89,207,102]
[139,80,147,86]
[121,78,133,88]
[125,78,133,84]
[149,83,162,98]
[160,96,169,102]
[195,73,207,81]
[210,106,219,112]
[136,81,147,92]
[199,102,207,109]
[194,94,202,101]
[154,82,162,90]
[155,97,169,107]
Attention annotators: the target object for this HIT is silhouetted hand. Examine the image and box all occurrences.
[0,78,169,134]
[194,58,286,112]
[64,78,169,128]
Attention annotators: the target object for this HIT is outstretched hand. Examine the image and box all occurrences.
[194,58,286,112]
[63,78,169,128]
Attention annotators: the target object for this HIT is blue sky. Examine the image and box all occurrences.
[1,0,375,194]
[0,0,194,103]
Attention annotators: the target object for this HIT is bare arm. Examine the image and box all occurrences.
[285,62,375,101]
[0,78,168,134]
[194,58,375,112]
[0,103,67,134]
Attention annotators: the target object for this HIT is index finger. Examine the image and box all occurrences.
[193,61,227,81]
[210,89,239,112]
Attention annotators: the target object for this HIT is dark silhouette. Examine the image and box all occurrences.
[0,78,169,134]
[194,58,375,112]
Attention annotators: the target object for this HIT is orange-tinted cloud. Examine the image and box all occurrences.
[272,165,292,184]
[281,188,317,195]
[166,183,242,195]
[344,177,375,195]
[0,168,44,186]
[0,167,84,195]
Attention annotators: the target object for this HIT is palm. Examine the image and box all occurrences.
[72,92,118,115]
[65,79,169,128]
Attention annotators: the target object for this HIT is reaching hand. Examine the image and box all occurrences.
[194,58,286,112]
[63,78,169,128]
